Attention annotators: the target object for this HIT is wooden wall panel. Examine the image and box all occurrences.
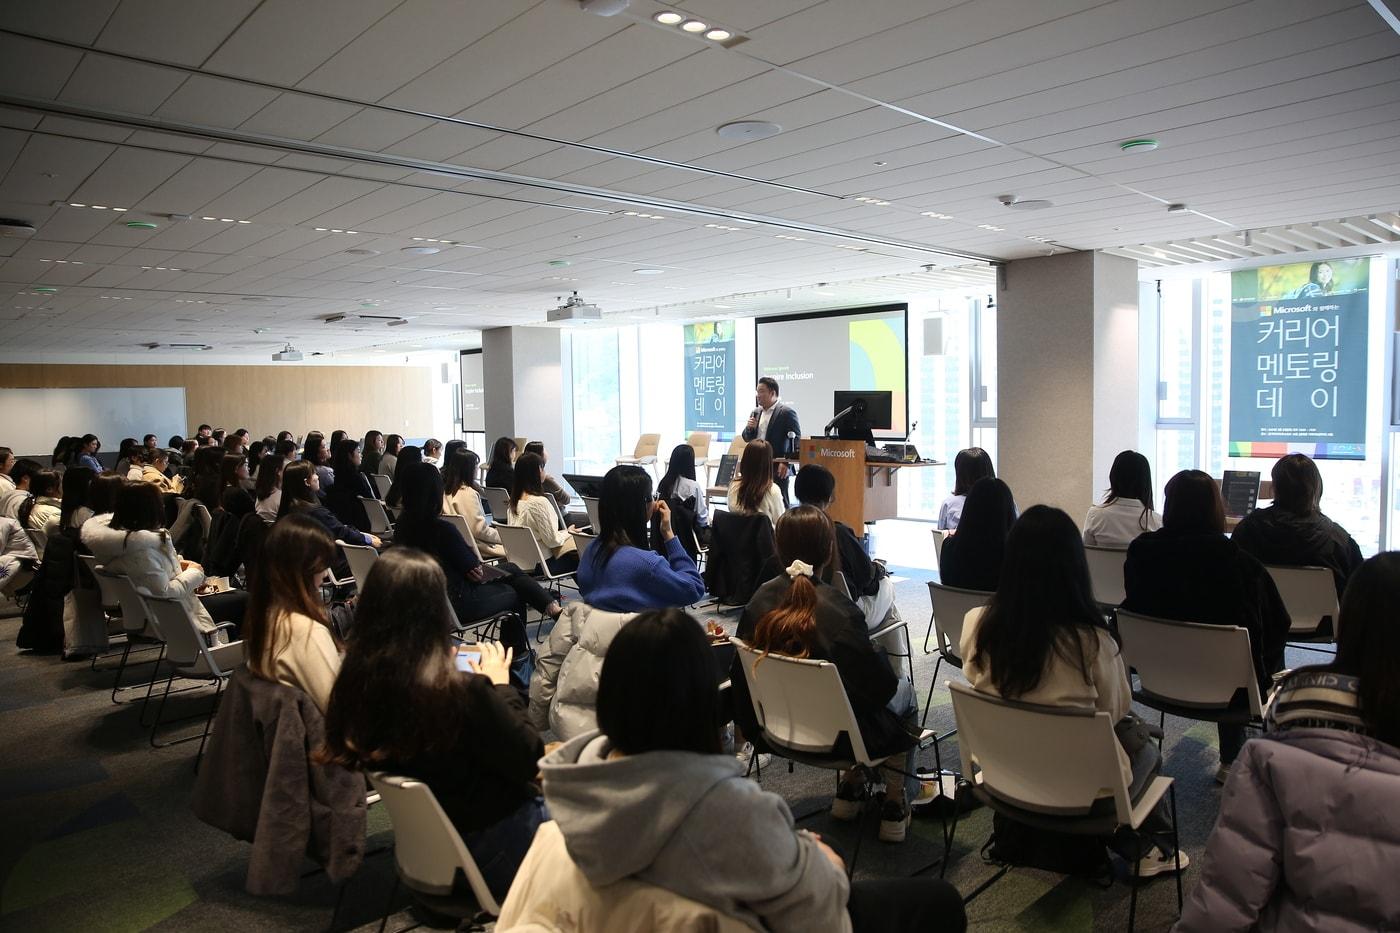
[0,364,434,441]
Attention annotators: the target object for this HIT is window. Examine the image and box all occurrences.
[568,328,621,474]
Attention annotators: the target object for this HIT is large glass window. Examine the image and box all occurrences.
[569,328,621,474]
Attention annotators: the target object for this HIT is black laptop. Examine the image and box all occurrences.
[712,454,739,488]
[562,473,606,499]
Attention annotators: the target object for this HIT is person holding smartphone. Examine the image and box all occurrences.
[319,547,546,903]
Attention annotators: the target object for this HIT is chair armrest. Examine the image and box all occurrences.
[211,621,239,632]
[867,617,908,642]
[208,640,245,669]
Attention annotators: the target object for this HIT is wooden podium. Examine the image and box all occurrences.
[797,438,937,528]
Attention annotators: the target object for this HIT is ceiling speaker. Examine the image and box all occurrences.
[0,219,36,237]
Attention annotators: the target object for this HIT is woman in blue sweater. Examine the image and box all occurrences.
[577,466,705,612]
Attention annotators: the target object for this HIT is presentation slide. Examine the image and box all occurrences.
[756,304,908,439]
[459,349,484,433]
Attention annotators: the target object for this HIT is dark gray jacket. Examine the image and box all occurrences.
[1175,729,1400,932]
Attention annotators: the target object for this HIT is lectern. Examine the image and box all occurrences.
[798,439,868,528]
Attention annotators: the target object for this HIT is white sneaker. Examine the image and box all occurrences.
[878,799,911,843]
[736,743,770,772]
[1134,845,1190,878]
[831,781,865,821]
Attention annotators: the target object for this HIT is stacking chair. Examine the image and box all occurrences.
[369,473,392,498]
[89,561,163,704]
[929,528,945,572]
[442,513,495,565]
[1265,564,1339,651]
[836,571,911,676]
[141,595,243,769]
[730,638,937,877]
[920,582,993,776]
[569,530,596,560]
[1116,610,1264,747]
[358,497,395,537]
[494,524,576,589]
[581,496,601,532]
[1084,545,1129,608]
[615,433,661,478]
[482,486,511,518]
[367,772,501,929]
[947,681,1182,930]
[340,542,379,587]
[686,431,713,470]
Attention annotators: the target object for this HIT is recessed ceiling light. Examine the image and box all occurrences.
[1119,138,1159,152]
[68,203,85,208]
[852,196,891,206]
[704,223,742,231]
[775,234,806,241]
[713,304,733,309]
[126,220,158,229]
[920,211,954,220]
[704,28,732,41]
[619,211,665,220]
[977,224,1005,231]
[716,120,782,141]
[433,306,454,311]
[813,291,836,297]
[402,246,441,255]
[633,268,665,275]
[680,19,708,32]
[653,11,684,25]
[91,205,108,210]
[344,248,380,256]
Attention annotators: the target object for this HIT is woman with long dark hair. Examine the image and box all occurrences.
[657,443,709,535]
[938,477,1017,591]
[963,505,1185,876]
[578,465,704,612]
[443,449,504,559]
[485,436,517,493]
[1179,552,1400,930]
[59,466,95,530]
[384,445,421,509]
[735,506,929,843]
[1232,452,1362,598]
[51,436,77,471]
[324,438,376,528]
[242,513,340,711]
[75,434,103,473]
[380,434,404,479]
[301,431,334,490]
[727,440,784,530]
[319,548,545,902]
[359,430,385,477]
[253,453,284,523]
[1123,469,1289,781]
[277,461,381,549]
[507,452,579,574]
[937,447,995,531]
[539,607,966,933]
[1083,450,1160,547]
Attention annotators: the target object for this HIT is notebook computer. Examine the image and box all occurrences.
[562,473,606,499]
[713,454,739,487]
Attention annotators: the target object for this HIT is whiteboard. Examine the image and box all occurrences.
[0,387,188,457]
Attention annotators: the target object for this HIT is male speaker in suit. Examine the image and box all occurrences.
[742,376,801,507]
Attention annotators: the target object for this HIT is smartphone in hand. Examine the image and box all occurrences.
[454,646,482,672]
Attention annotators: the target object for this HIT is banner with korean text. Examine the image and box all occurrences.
[1228,258,1368,460]
[683,321,736,438]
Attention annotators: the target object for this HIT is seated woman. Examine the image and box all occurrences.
[359,430,385,478]
[1178,553,1400,931]
[59,466,95,531]
[938,447,995,531]
[320,548,546,904]
[384,445,421,509]
[962,505,1186,877]
[577,466,704,612]
[443,449,505,559]
[1083,450,1161,548]
[394,462,561,645]
[20,469,62,535]
[735,506,930,844]
[243,513,341,712]
[277,462,381,550]
[792,464,902,656]
[0,514,38,598]
[1123,469,1289,781]
[657,444,710,542]
[253,453,283,523]
[324,438,376,529]
[1232,452,1363,599]
[727,440,784,531]
[542,607,966,933]
[938,477,1017,592]
[219,453,255,513]
[380,433,403,479]
[82,481,245,642]
[484,436,517,494]
[301,431,334,491]
[507,452,580,575]
[141,448,184,495]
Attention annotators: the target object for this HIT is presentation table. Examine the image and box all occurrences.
[795,438,942,529]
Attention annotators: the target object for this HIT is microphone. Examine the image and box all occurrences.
[786,430,797,457]
[910,420,919,433]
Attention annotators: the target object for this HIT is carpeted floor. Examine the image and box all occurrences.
[0,572,1316,933]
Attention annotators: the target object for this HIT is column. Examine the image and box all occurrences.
[482,326,564,459]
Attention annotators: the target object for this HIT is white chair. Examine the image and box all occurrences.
[581,496,601,532]
[1084,545,1128,607]
[730,638,934,876]
[442,513,493,564]
[920,582,993,776]
[369,473,392,498]
[140,594,243,769]
[1265,564,1338,646]
[358,496,394,536]
[494,523,576,588]
[946,681,1181,930]
[25,527,47,560]
[837,570,912,681]
[367,772,502,925]
[1116,609,1263,743]
[686,431,713,470]
[929,528,945,571]
[90,562,165,704]
[616,433,661,478]
[340,542,379,587]
[569,530,596,559]
[482,486,511,518]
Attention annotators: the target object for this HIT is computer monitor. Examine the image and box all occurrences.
[562,473,606,499]
[832,390,893,430]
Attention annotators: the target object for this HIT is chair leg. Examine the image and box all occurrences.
[150,671,177,748]
[940,780,966,879]
[193,678,225,773]
[921,612,935,654]
[1171,785,1184,914]
[378,871,400,933]
[1128,851,1142,933]
[1158,709,1166,754]
[109,640,133,703]
[920,656,944,729]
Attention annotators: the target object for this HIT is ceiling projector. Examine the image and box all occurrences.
[548,291,602,324]
[272,343,304,361]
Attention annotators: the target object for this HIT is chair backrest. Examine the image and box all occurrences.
[948,681,1132,820]
[927,582,993,664]
[358,497,394,534]
[569,530,596,559]
[833,570,853,601]
[929,528,945,568]
[495,523,550,576]
[513,437,529,456]
[1265,564,1339,636]
[725,436,746,459]
[730,637,875,765]
[369,473,392,498]
[1083,545,1128,607]
[482,486,511,518]
[632,433,660,458]
[82,554,123,613]
[25,527,47,557]
[367,772,501,915]
[142,594,242,675]
[441,513,485,561]
[582,496,601,532]
[686,431,712,463]
[1116,609,1262,716]
[93,565,153,636]
[340,541,379,585]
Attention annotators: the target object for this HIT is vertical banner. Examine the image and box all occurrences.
[683,321,735,436]
[1229,258,1369,460]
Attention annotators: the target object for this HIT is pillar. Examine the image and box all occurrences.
[481,326,564,460]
